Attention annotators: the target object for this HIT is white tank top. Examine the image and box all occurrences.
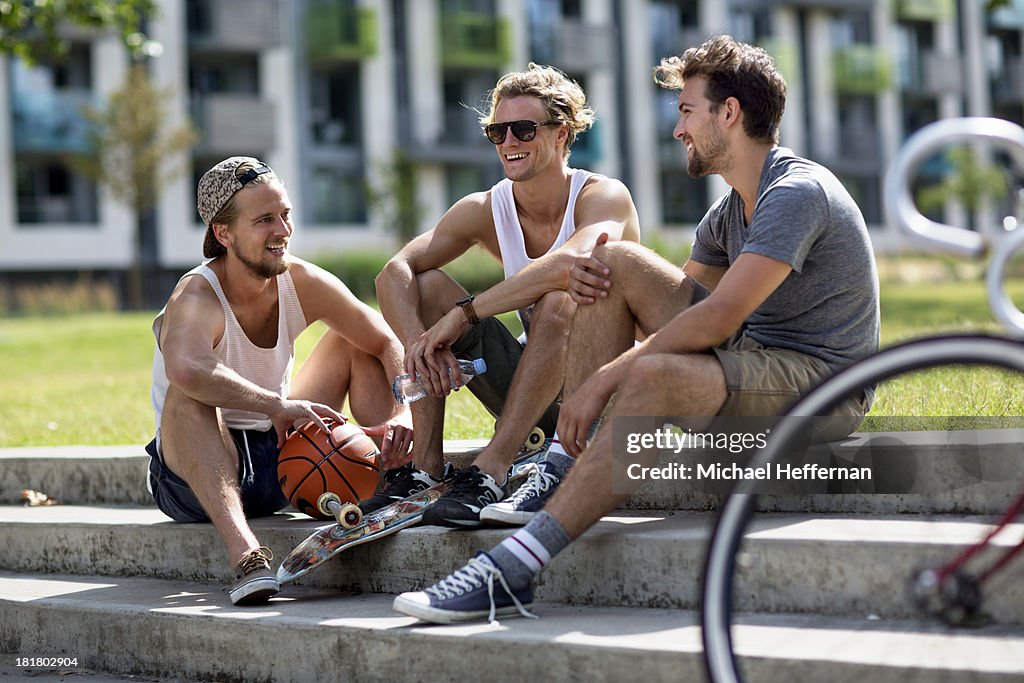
[150,264,308,432]
[491,168,592,335]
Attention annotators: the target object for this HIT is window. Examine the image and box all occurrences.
[312,166,367,224]
[310,66,362,147]
[661,169,709,225]
[16,159,98,224]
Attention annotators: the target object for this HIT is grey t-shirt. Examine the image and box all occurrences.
[690,147,880,370]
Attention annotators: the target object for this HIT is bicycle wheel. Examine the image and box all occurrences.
[701,334,1024,683]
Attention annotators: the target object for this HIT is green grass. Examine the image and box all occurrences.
[0,279,1020,447]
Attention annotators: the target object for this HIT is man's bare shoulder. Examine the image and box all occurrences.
[160,272,223,345]
[578,173,634,204]
[441,190,493,233]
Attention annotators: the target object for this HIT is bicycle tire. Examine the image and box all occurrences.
[701,333,1024,683]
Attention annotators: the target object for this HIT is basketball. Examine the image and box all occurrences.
[278,420,380,519]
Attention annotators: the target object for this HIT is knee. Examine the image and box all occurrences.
[530,290,575,334]
[592,240,648,271]
[161,384,216,429]
[413,269,463,324]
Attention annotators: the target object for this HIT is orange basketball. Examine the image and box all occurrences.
[278,420,380,519]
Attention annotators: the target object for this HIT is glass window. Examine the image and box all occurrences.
[310,66,362,147]
[16,158,98,224]
[312,166,367,224]
[660,169,709,225]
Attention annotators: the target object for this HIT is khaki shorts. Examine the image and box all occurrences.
[713,334,871,438]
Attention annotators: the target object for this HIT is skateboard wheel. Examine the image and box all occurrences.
[525,427,545,450]
[338,503,363,529]
[317,492,342,516]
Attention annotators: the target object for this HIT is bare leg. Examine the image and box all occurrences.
[472,290,575,479]
[290,329,396,428]
[546,352,728,538]
[565,241,698,394]
[159,385,258,566]
[377,269,470,478]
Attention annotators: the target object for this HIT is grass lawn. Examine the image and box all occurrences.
[0,279,1020,447]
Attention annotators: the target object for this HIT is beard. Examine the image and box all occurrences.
[687,126,728,178]
[232,242,290,279]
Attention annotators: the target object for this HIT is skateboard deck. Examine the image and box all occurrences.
[277,442,549,584]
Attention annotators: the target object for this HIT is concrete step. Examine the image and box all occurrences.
[4,429,1022,514]
[1,505,1020,624]
[1,571,1020,683]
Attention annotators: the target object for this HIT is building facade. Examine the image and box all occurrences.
[1,0,1021,294]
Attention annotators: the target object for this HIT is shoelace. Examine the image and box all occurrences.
[237,546,272,576]
[449,467,498,500]
[506,464,559,505]
[426,556,537,624]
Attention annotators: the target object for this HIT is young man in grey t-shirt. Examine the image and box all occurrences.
[392,35,880,624]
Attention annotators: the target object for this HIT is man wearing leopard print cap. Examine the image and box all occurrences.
[146,156,413,605]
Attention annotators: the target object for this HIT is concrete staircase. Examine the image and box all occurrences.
[0,434,1022,682]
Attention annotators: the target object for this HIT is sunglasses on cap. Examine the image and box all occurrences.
[483,119,562,145]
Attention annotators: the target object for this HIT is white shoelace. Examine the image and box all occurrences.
[426,556,538,624]
[507,464,559,505]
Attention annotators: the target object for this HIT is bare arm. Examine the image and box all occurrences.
[160,277,344,446]
[291,258,413,457]
[418,178,641,365]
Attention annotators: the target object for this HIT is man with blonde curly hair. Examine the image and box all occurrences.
[394,36,878,624]
[373,64,640,527]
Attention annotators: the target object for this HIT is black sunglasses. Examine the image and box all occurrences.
[483,119,562,145]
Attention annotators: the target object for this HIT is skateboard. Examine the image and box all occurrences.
[276,432,549,584]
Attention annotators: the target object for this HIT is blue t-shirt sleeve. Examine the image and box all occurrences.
[743,175,828,273]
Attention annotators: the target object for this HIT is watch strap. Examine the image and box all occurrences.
[456,295,480,325]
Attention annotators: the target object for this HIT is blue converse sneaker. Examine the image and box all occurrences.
[421,466,504,527]
[358,463,451,514]
[479,461,564,526]
[392,551,536,624]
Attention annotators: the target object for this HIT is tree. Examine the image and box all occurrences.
[366,149,425,245]
[916,147,1009,219]
[0,0,157,64]
[74,64,197,309]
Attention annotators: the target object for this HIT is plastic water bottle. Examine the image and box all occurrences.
[392,358,487,404]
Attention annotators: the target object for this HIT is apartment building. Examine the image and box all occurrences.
[1,0,1020,298]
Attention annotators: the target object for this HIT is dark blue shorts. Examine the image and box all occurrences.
[146,427,289,523]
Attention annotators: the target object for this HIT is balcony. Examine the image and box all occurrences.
[307,1,377,61]
[989,0,1024,30]
[12,89,93,154]
[440,12,510,69]
[534,19,614,72]
[994,57,1024,104]
[191,95,277,154]
[833,45,892,95]
[188,0,281,52]
[896,0,955,22]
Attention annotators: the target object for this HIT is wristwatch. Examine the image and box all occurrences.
[455,295,480,325]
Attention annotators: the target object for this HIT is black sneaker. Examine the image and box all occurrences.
[357,464,447,514]
[421,466,504,528]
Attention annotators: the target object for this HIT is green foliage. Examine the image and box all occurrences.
[365,149,424,245]
[73,64,197,213]
[0,0,157,64]
[916,147,1009,216]
[311,250,391,302]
